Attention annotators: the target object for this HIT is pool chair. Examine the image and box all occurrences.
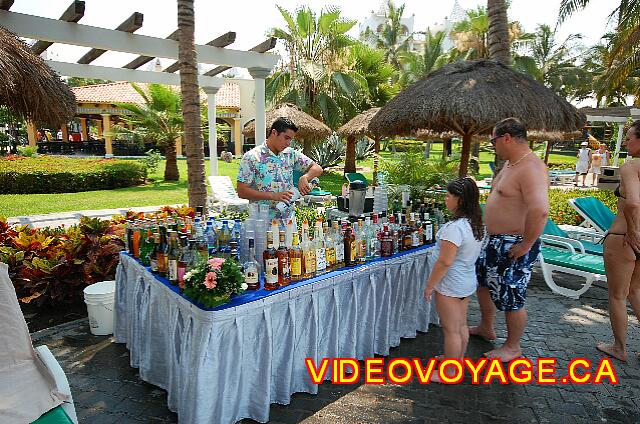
[538,236,607,299]
[568,197,615,234]
[543,219,603,256]
[208,175,249,211]
[0,263,78,424]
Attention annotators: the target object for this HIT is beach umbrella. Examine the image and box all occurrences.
[337,107,382,179]
[369,59,586,176]
[0,27,75,126]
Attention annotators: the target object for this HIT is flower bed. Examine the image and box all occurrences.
[0,156,147,194]
[548,189,617,226]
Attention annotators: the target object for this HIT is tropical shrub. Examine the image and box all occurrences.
[381,149,458,189]
[547,189,617,226]
[0,156,146,194]
[139,149,163,174]
[16,145,38,157]
[547,161,576,170]
[307,134,345,169]
[355,138,375,160]
[0,216,125,305]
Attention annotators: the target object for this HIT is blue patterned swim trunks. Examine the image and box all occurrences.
[476,234,541,312]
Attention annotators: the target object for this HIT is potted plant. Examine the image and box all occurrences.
[183,257,246,308]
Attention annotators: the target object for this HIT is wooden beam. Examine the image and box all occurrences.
[163,31,237,73]
[122,29,179,69]
[78,12,143,64]
[204,37,276,77]
[31,1,85,55]
[1,11,280,69]
[0,0,14,11]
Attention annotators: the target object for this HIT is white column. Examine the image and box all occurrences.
[203,86,220,176]
[614,123,625,166]
[248,67,271,146]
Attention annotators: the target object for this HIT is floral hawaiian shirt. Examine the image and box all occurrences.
[237,143,313,221]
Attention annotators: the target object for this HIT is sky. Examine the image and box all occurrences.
[9,0,617,76]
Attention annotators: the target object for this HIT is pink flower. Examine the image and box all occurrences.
[208,257,225,270]
[204,272,217,289]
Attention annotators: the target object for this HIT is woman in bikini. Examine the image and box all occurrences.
[598,120,640,362]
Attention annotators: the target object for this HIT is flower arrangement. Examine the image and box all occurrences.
[182,256,247,308]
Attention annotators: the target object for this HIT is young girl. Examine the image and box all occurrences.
[423,177,484,382]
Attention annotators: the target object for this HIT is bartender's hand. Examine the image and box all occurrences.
[298,175,312,196]
[271,191,294,203]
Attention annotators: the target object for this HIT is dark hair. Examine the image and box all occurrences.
[494,117,527,142]
[446,177,484,241]
[630,120,640,139]
[270,117,298,135]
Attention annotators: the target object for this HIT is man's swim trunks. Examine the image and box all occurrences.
[476,234,541,311]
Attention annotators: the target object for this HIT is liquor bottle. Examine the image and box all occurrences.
[157,226,169,277]
[344,222,357,267]
[371,214,381,258]
[125,220,133,253]
[356,219,366,264]
[381,225,394,257]
[263,231,279,290]
[325,221,335,271]
[167,231,180,285]
[274,177,320,215]
[423,213,434,245]
[218,221,231,254]
[229,219,242,261]
[333,221,345,268]
[277,231,291,287]
[314,220,327,274]
[364,217,376,261]
[413,212,423,247]
[132,222,141,259]
[388,215,398,254]
[285,219,294,248]
[139,228,153,266]
[271,219,280,249]
[177,235,190,289]
[243,238,260,290]
[150,232,160,272]
[289,232,303,282]
[302,220,316,278]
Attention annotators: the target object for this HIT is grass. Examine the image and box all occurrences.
[0,144,579,217]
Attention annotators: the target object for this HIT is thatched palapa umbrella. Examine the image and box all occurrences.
[369,59,586,176]
[243,103,331,154]
[337,107,382,180]
[0,27,75,126]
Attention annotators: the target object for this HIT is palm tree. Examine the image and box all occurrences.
[559,1,640,105]
[398,30,448,87]
[487,0,511,65]
[177,0,207,209]
[116,84,182,181]
[348,43,396,112]
[512,24,584,98]
[267,5,364,134]
[362,0,412,75]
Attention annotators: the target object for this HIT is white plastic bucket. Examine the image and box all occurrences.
[83,280,115,336]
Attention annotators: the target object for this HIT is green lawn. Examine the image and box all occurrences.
[0,145,578,218]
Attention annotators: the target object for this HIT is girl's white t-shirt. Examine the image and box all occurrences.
[429,218,483,298]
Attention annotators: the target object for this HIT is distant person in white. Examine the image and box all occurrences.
[575,141,592,187]
[423,177,484,383]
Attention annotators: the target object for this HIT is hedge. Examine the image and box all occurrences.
[547,161,576,170]
[549,188,617,226]
[0,156,147,194]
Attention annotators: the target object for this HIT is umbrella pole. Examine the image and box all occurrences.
[544,139,552,165]
[373,137,380,185]
[459,132,472,177]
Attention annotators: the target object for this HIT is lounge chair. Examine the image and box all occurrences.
[208,176,249,211]
[543,219,603,256]
[568,196,615,234]
[549,169,575,185]
[538,236,606,299]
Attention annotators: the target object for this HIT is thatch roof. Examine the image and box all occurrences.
[369,59,586,137]
[242,103,331,141]
[337,107,382,139]
[0,27,75,126]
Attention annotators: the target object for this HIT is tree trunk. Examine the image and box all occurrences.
[543,140,552,164]
[373,138,381,185]
[178,0,207,211]
[164,141,180,181]
[459,133,472,177]
[487,0,511,66]
[443,138,452,159]
[303,138,312,157]
[344,135,357,174]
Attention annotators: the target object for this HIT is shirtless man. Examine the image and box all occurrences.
[470,117,549,362]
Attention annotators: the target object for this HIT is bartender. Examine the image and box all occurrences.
[237,117,323,224]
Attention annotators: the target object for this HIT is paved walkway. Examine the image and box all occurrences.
[31,270,640,424]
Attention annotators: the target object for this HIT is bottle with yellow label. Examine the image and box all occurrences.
[301,220,316,278]
[289,232,303,281]
[325,220,335,270]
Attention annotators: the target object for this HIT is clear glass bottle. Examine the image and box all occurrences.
[289,232,303,282]
[356,219,366,264]
[315,219,326,274]
[205,219,217,255]
[333,220,345,268]
[167,231,180,285]
[302,220,316,278]
[325,220,335,270]
[243,238,260,290]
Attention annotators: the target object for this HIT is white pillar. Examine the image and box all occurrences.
[614,123,625,166]
[203,86,220,176]
[248,67,271,146]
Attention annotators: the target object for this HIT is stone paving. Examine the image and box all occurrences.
[32,270,640,424]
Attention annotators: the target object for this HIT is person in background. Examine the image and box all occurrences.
[590,143,603,186]
[575,141,591,187]
[237,117,323,224]
[469,117,549,362]
[423,177,484,382]
[597,120,640,362]
[600,143,611,167]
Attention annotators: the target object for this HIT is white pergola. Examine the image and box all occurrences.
[581,106,640,166]
[0,2,280,176]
